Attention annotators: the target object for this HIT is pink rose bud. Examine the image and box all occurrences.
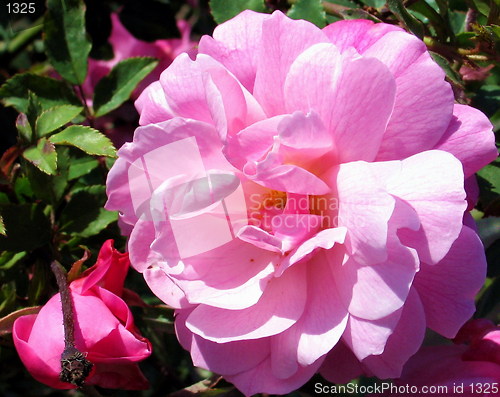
[13,240,152,390]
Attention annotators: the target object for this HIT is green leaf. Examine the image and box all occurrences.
[0,283,16,317]
[68,155,99,180]
[209,0,267,24]
[429,51,464,86]
[26,91,42,132]
[360,0,386,7]
[0,215,5,236]
[288,0,326,28]
[60,186,118,237]
[49,125,116,157]
[387,0,425,39]
[25,148,70,205]
[490,107,500,132]
[0,251,27,270]
[93,57,158,117]
[477,216,500,249]
[22,138,58,175]
[0,203,51,252]
[472,0,491,17]
[477,157,500,213]
[476,277,500,317]
[44,0,92,85]
[456,31,476,48]
[0,73,81,113]
[449,11,467,35]
[35,105,83,137]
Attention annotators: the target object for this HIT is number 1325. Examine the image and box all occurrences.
[7,3,36,14]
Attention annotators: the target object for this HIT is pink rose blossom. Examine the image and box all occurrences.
[13,240,152,390]
[391,320,500,396]
[105,10,497,395]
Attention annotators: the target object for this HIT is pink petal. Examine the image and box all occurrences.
[13,315,72,389]
[284,44,396,163]
[226,354,323,396]
[237,225,284,253]
[342,312,401,361]
[143,267,191,309]
[434,104,497,178]
[414,224,486,338]
[159,53,265,138]
[173,238,278,310]
[375,50,453,160]
[275,227,347,276]
[322,19,401,53]
[334,240,418,320]
[323,19,454,160]
[105,154,139,228]
[77,239,129,296]
[135,81,174,125]
[319,341,364,384]
[106,119,229,224]
[332,161,396,265]
[376,150,467,265]
[362,288,426,378]
[175,309,270,376]
[79,290,151,361]
[253,11,329,116]
[127,218,161,272]
[198,10,267,92]
[244,150,331,195]
[224,115,286,169]
[271,214,323,253]
[278,110,333,151]
[273,253,348,371]
[465,175,480,210]
[185,264,307,342]
[398,345,500,387]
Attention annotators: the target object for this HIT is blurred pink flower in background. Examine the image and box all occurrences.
[391,319,500,396]
[84,12,198,148]
[83,13,197,101]
[13,240,152,390]
[106,10,497,395]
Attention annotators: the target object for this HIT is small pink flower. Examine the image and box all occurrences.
[393,320,500,396]
[106,11,497,395]
[13,240,152,390]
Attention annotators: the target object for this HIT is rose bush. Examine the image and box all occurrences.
[105,10,498,395]
[13,240,152,390]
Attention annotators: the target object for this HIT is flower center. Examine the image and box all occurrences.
[248,189,288,231]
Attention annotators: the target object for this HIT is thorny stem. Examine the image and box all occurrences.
[321,1,351,17]
[50,261,93,388]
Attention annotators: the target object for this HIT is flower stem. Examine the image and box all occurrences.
[50,261,93,387]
